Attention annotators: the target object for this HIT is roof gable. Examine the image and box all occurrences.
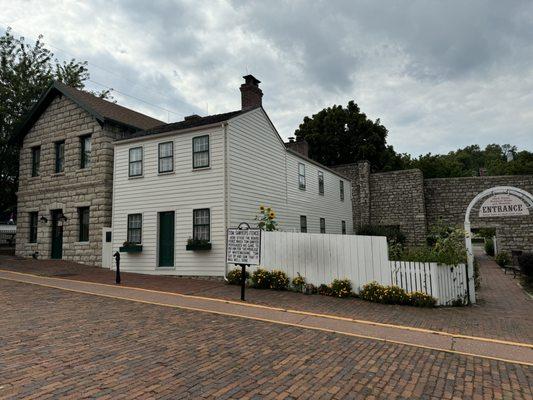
[15,81,164,143]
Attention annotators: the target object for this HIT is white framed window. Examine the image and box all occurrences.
[298,163,306,190]
[127,214,142,243]
[300,215,307,233]
[340,180,345,201]
[129,147,143,177]
[318,171,324,195]
[342,220,346,234]
[320,218,326,234]
[158,141,173,173]
[193,135,209,169]
[193,209,210,241]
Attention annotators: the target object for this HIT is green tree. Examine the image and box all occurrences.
[0,28,107,218]
[294,101,404,170]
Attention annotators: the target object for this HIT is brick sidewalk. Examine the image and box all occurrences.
[1,279,532,399]
[0,252,531,343]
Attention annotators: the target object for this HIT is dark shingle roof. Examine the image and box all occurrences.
[15,81,164,142]
[118,109,247,141]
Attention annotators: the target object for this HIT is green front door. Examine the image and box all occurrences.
[158,211,175,267]
[51,209,63,259]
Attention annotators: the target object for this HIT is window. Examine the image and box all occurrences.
[298,163,306,190]
[29,212,38,243]
[78,207,90,242]
[127,214,142,244]
[192,135,209,169]
[320,218,326,234]
[31,147,40,177]
[158,141,173,173]
[55,141,65,173]
[342,220,346,235]
[193,209,210,241]
[300,216,307,233]
[129,147,143,177]
[340,180,345,201]
[80,135,91,169]
[318,171,324,195]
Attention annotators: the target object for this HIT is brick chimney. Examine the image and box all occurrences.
[240,74,263,109]
[285,137,309,158]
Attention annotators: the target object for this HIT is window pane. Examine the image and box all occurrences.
[130,147,142,162]
[127,214,142,243]
[193,209,210,241]
[81,136,91,168]
[193,136,209,152]
[56,142,64,173]
[159,158,173,172]
[300,216,307,233]
[299,163,305,175]
[159,142,172,157]
[129,161,142,176]
[79,207,89,241]
[32,147,40,176]
[193,151,209,168]
[320,218,326,233]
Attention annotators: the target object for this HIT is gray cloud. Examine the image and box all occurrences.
[2,0,533,155]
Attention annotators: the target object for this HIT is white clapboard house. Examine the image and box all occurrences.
[110,75,353,276]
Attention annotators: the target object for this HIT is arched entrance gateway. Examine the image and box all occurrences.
[464,186,533,303]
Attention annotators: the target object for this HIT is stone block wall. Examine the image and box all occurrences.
[424,176,533,253]
[16,95,119,266]
[369,169,427,245]
[336,162,532,252]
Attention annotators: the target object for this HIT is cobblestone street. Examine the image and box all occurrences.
[1,279,532,400]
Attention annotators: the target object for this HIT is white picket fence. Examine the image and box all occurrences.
[390,261,474,306]
[260,231,391,292]
[258,231,476,306]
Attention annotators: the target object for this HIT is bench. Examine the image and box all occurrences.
[502,264,521,278]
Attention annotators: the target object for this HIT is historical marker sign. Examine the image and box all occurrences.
[479,194,530,217]
[226,228,261,265]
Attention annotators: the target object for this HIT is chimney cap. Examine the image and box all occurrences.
[184,114,202,121]
[243,74,261,86]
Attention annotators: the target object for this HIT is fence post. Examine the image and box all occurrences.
[429,263,440,305]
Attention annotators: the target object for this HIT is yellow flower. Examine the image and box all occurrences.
[259,205,265,211]
[269,212,275,219]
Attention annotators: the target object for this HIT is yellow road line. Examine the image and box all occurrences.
[1,269,532,350]
[1,273,531,367]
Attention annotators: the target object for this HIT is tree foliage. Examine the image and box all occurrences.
[294,101,533,177]
[0,28,108,218]
[294,101,403,171]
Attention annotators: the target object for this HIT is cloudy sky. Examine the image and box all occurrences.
[2,0,533,156]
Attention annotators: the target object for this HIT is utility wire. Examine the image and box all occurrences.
[0,22,194,120]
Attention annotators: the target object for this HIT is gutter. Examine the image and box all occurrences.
[222,121,230,281]
[114,122,224,145]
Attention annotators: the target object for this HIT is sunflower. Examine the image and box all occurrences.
[259,205,265,211]
[269,211,275,219]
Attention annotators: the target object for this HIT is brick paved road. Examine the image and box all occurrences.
[1,280,532,399]
[0,251,531,343]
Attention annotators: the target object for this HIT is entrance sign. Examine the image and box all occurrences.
[479,194,529,217]
[226,228,261,265]
[464,186,533,305]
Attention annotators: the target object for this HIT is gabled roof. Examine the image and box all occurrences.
[116,109,249,141]
[15,81,164,143]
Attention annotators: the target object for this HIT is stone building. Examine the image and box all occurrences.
[15,82,163,265]
[333,161,533,253]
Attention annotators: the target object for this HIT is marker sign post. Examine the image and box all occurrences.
[226,223,261,301]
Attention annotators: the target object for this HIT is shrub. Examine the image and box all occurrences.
[359,282,385,303]
[518,253,533,282]
[357,225,406,245]
[270,270,289,290]
[226,268,249,285]
[251,268,272,289]
[360,282,436,307]
[317,284,332,296]
[409,291,437,307]
[484,238,494,256]
[304,283,316,295]
[495,251,511,267]
[473,258,481,290]
[291,273,306,292]
[330,279,352,298]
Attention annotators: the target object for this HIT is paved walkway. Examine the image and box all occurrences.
[1,279,532,399]
[0,251,531,343]
[0,269,532,366]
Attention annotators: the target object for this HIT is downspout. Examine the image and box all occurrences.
[222,121,230,281]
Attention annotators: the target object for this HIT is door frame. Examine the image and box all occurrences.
[157,211,175,268]
[50,209,64,259]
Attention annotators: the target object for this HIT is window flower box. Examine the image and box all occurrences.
[119,242,143,253]
[186,238,212,251]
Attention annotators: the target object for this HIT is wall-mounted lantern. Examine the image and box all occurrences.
[39,215,48,224]
[58,213,68,227]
